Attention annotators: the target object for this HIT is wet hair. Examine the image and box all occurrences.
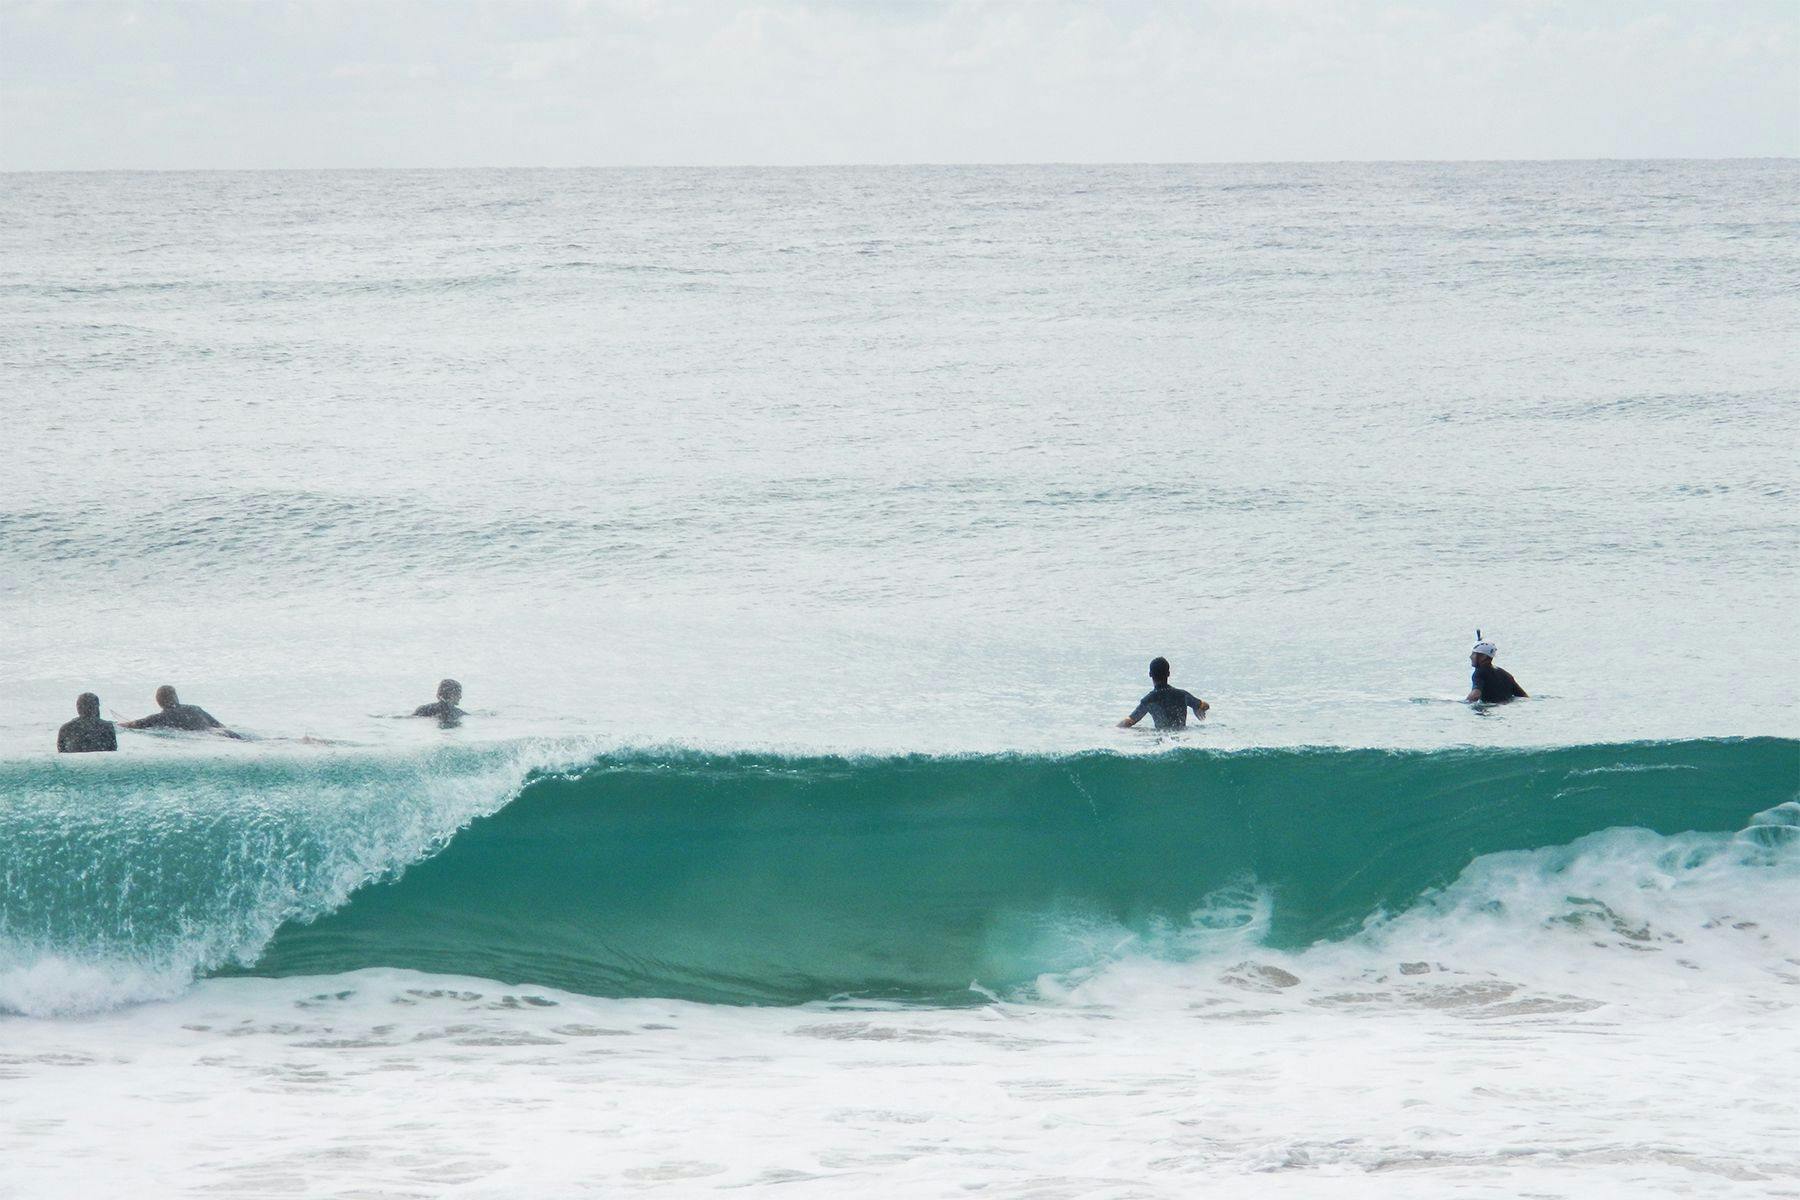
[155,684,178,708]
[1149,657,1171,684]
[437,678,463,703]
[76,692,100,719]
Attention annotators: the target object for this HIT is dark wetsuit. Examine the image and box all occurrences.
[57,717,117,753]
[131,704,227,732]
[412,701,465,727]
[1129,684,1206,730]
[1471,663,1527,704]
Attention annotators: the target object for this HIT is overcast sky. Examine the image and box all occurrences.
[3,0,1795,169]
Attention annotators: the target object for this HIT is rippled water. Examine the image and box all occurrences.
[3,163,1797,1198]
[5,163,1796,754]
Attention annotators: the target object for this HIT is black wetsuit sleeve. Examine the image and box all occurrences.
[1508,672,1527,698]
[1128,694,1152,722]
[412,703,437,718]
[194,708,223,729]
[130,710,171,730]
[57,724,73,753]
[1185,690,1203,713]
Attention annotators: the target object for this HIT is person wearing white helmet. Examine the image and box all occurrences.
[1465,636,1527,704]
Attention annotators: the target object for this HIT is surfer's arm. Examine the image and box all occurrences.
[1117,713,1142,728]
[190,708,244,738]
[1464,688,1481,703]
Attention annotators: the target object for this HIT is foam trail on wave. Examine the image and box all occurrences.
[1050,799,1800,1016]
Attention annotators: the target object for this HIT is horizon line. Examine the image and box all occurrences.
[5,155,1797,176]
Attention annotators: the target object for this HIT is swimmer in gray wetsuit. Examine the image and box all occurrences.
[1117,656,1210,729]
[412,679,465,727]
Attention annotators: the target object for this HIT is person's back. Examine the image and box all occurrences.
[1119,657,1210,730]
[57,693,117,753]
[1136,682,1205,729]
[141,702,222,731]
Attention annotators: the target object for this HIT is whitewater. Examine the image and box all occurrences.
[2,162,1797,1197]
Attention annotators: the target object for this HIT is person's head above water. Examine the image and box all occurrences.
[1470,640,1497,666]
[1149,656,1171,685]
[155,684,179,709]
[76,692,101,719]
[437,679,463,704]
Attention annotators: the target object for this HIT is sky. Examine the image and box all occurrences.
[2,0,1796,169]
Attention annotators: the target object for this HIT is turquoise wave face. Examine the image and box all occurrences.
[3,739,1795,1013]
[0,746,539,1015]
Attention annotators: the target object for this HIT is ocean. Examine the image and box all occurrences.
[2,161,1797,1197]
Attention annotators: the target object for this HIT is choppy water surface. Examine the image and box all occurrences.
[2,163,1797,1197]
[4,162,1797,753]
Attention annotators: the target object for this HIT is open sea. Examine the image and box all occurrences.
[2,162,1797,1198]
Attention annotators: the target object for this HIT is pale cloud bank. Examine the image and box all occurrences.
[2,0,1795,169]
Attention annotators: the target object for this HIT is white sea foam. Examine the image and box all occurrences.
[0,949,1792,1198]
[1044,801,1800,1019]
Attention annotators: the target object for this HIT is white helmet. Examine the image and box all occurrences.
[1471,640,1497,659]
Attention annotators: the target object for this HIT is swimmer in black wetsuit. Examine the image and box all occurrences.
[57,692,117,753]
[1118,656,1210,729]
[412,678,465,727]
[123,685,244,738]
[1465,640,1527,704]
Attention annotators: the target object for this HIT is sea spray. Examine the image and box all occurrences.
[0,742,574,1015]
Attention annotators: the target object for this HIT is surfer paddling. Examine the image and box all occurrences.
[1118,656,1210,729]
[1465,635,1527,704]
[411,678,466,727]
[122,685,245,738]
[57,692,117,753]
